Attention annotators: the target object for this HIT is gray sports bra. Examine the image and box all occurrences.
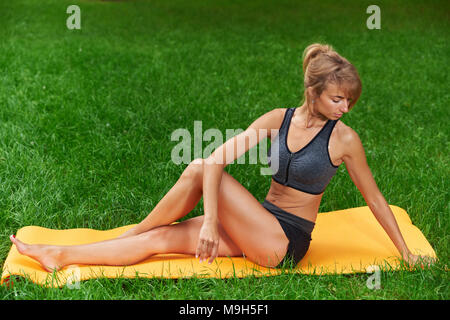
[267,108,340,195]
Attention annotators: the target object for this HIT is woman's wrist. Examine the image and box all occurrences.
[203,216,218,225]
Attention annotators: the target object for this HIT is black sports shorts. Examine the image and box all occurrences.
[261,199,315,268]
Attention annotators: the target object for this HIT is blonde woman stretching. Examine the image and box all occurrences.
[10,43,433,272]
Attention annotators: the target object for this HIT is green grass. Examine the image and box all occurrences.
[0,0,448,299]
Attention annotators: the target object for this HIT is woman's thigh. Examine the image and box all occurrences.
[183,159,289,266]
[157,171,288,267]
[160,159,289,267]
[215,171,289,267]
[157,215,244,258]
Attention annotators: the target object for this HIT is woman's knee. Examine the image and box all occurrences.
[143,218,201,254]
[182,158,204,183]
[139,225,179,253]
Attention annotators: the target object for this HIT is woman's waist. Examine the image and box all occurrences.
[264,193,320,224]
[261,199,316,235]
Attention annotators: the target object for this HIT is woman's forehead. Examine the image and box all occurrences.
[324,83,349,97]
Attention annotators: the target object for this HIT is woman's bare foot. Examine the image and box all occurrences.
[9,235,65,272]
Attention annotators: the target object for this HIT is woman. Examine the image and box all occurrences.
[10,43,433,272]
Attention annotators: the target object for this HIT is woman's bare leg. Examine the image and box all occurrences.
[117,159,205,239]
[8,158,214,272]
[10,157,290,271]
[9,215,243,272]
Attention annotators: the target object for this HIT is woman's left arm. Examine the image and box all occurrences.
[341,128,433,266]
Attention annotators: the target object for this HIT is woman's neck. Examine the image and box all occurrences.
[296,104,328,128]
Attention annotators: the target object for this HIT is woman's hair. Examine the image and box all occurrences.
[300,43,362,111]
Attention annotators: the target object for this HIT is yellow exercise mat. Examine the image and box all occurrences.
[1,205,437,288]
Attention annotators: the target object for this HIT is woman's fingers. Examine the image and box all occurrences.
[196,238,218,264]
[196,239,206,262]
[405,254,436,269]
[195,239,206,261]
[196,221,220,263]
[199,240,208,262]
[203,239,213,262]
[421,255,436,267]
[205,240,215,264]
[208,240,219,264]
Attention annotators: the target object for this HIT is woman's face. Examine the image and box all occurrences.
[311,83,353,120]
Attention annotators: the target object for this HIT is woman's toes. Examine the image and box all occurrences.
[10,235,29,255]
[10,236,64,272]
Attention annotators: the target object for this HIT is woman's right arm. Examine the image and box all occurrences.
[195,108,284,264]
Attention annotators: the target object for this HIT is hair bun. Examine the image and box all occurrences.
[302,43,333,73]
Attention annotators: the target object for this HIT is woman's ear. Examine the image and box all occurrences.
[306,87,312,99]
[306,87,318,102]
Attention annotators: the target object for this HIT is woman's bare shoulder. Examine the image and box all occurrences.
[334,120,363,155]
[248,107,288,132]
[335,120,359,140]
[268,107,288,128]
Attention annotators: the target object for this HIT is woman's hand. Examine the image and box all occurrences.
[402,252,436,268]
[196,221,220,264]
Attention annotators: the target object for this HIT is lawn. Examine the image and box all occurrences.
[0,0,448,300]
